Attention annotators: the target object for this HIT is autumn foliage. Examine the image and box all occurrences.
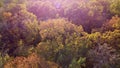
[0,0,120,68]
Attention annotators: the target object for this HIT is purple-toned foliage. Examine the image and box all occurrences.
[87,43,119,68]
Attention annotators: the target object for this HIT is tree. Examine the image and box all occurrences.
[37,18,88,67]
[0,52,11,68]
[69,57,86,68]
[27,1,57,21]
[4,53,61,68]
[110,0,120,16]
[87,43,119,68]
[101,15,120,32]
[102,30,120,50]
[0,4,40,56]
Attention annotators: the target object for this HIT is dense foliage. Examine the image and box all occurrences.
[0,0,120,68]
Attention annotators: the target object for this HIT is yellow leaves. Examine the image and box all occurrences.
[40,29,47,39]
[87,32,101,41]
[0,34,2,38]
[88,10,94,17]
[37,42,50,52]
[28,47,35,54]
[0,53,11,68]
[101,30,120,46]
[0,1,3,7]
[18,39,23,46]
[110,0,120,15]
[47,61,61,68]
[75,25,84,33]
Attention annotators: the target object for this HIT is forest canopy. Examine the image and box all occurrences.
[0,0,120,68]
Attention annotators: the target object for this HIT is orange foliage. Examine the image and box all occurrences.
[4,53,60,68]
[3,12,12,19]
[102,15,120,31]
[109,15,120,26]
